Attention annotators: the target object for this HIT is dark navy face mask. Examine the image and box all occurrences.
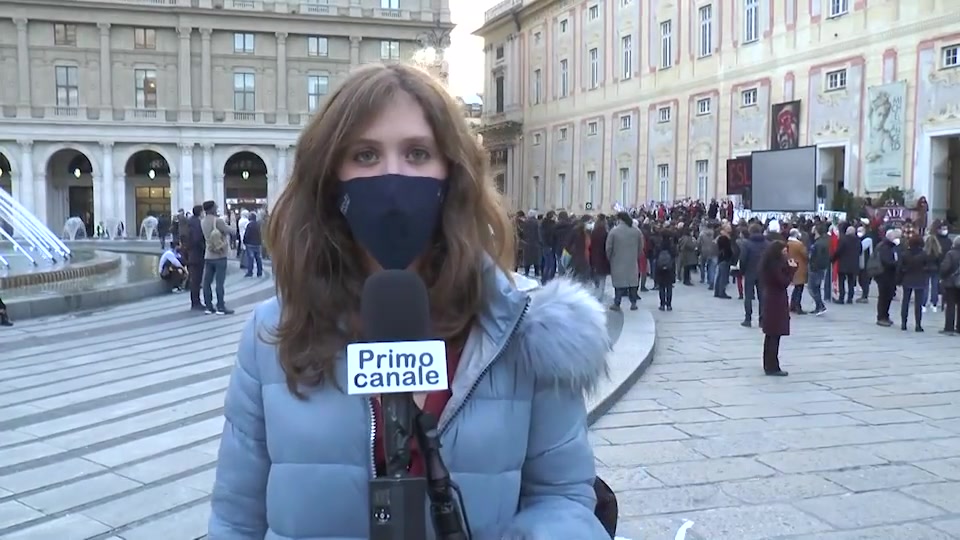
[338,174,446,270]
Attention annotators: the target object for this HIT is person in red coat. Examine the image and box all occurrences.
[759,240,798,376]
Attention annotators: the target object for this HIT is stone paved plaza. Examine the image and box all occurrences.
[598,281,960,540]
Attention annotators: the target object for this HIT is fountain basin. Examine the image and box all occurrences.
[0,248,122,289]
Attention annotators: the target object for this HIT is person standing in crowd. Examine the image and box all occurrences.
[832,226,862,304]
[589,214,610,299]
[922,233,943,312]
[654,230,678,311]
[875,229,901,326]
[566,219,591,283]
[698,223,719,290]
[738,223,769,327]
[857,225,874,303]
[209,63,611,539]
[939,236,960,335]
[807,224,831,316]
[787,228,808,314]
[606,212,643,311]
[519,211,541,278]
[897,234,929,332]
[183,204,206,311]
[714,224,735,299]
[200,200,235,315]
[759,240,797,377]
[539,211,558,283]
[242,213,264,278]
[677,227,698,286]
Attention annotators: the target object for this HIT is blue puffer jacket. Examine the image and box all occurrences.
[208,262,612,540]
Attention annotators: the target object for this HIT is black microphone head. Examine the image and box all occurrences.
[360,270,431,342]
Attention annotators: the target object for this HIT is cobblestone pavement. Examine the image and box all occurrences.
[598,280,960,540]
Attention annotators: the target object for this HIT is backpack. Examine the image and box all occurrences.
[207,226,227,255]
[656,249,673,271]
[865,248,883,277]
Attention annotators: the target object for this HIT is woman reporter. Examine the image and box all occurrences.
[207,64,612,539]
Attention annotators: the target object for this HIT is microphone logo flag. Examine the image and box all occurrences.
[347,340,449,395]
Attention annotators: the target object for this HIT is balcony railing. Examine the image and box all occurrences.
[230,0,257,8]
[78,0,188,5]
[372,8,409,19]
[484,0,523,23]
[52,106,81,118]
[124,108,168,122]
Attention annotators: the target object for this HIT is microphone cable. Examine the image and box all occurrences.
[416,411,472,540]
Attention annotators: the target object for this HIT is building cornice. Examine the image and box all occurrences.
[473,0,556,38]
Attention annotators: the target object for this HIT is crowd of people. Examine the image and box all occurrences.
[514,199,960,376]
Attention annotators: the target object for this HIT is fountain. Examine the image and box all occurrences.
[103,217,125,239]
[63,216,87,241]
[139,216,159,240]
[0,188,71,267]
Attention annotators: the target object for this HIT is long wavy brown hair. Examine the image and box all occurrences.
[266,63,514,396]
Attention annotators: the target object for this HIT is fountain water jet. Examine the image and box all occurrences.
[63,217,87,241]
[0,188,71,267]
[139,216,159,240]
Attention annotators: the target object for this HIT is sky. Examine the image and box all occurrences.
[446,0,498,99]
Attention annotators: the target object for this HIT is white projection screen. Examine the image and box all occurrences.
[750,146,818,212]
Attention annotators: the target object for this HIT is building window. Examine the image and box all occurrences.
[559,59,569,97]
[307,74,329,112]
[559,127,568,140]
[234,32,255,54]
[829,0,849,17]
[533,133,542,145]
[587,121,598,135]
[534,31,542,44]
[233,72,256,111]
[944,45,960,68]
[660,20,673,69]
[696,97,711,115]
[308,36,328,57]
[588,5,599,21]
[495,75,505,113]
[741,88,758,106]
[589,48,599,89]
[381,0,399,9]
[657,164,670,201]
[533,175,541,208]
[744,0,759,43]
[621,35,633,79]
[134,28,156,50]
[533,69,542,104]
[618,167,630,204]
[55,65,79,107]
[560,19,569,33]
[698,5,712,58]
[134,68,157,109]
[696,159,709,200]
[825,68,847,90]
[496,46,504,60]
[558,173,567,208]
[587,170,597,205]
[54,23,77,46]
[619,114,632,130]
[380,40,400,60]
[657,105,671,123]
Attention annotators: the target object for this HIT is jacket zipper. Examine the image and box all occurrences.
[367,398,377,478]
[440,299,530,435]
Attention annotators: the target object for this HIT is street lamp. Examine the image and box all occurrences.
[73,168,81,178]
[241,170,250,180]
[148,169,156,180]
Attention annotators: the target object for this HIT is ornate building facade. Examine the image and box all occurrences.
[475,0,960,219]
[0,0,451,233]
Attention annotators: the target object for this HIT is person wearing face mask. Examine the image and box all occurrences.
[207,65,612,539]
[875,229,902,326]
[856,226,874,303]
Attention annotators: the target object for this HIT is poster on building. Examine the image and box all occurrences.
[770,101,801,150]
[864,81,907,192]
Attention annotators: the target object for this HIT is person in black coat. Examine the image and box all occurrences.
[759,240,797,376]
[875,229,901,326]
[738,224,770,327]
[897,234,929,331]
[183,205,207,311]
[589,215,611,295]
[653,231,678,311]
[831,226,862,304]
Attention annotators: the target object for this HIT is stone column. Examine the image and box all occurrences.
[114,174,127,236]
[34,173,48,227]
[350,36,362,67]
[98,23,112,115]
[14,19,30,117]
[275,32,288,121]
[200,28,213,119]
[177,27,193,121]
[202,144,214,203]
[100,142,114,221]
[273,145,289,208]
[16,140,35,216]
[180,143,196,210]
[169,172,181,217]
